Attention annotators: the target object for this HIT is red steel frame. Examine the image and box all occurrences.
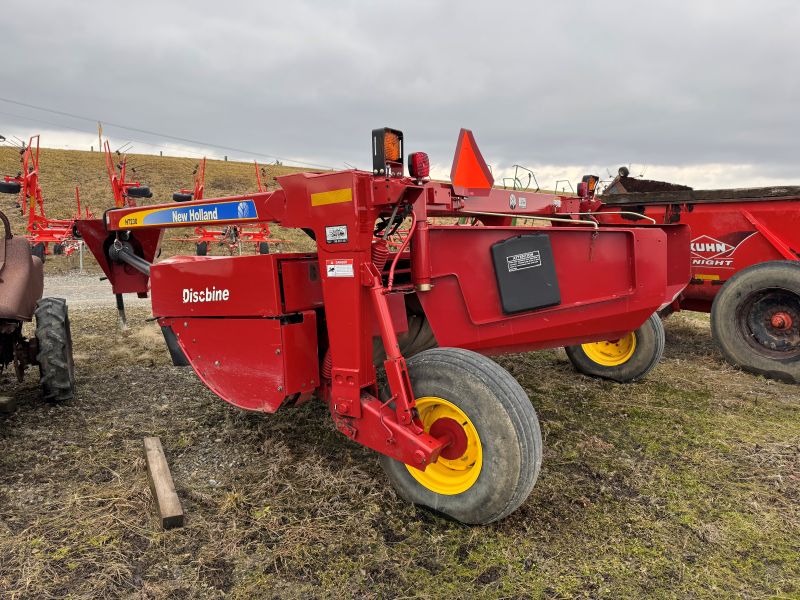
[104,140,150,208]
[76,129,690,470]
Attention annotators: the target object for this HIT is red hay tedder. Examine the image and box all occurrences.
[76,128,690,523]
[590,169,800,383]
[169,158,288,255]
[0,135,90,256]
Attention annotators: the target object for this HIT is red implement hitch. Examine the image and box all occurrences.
[76,127,690,524]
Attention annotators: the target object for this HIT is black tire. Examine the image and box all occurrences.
[564,313,665,383]
[173,192,193,202]
[31,242,46,262]
[71,224,82,239]
[53,242,64,255]
[196,241,208,256]
[380,347,542,524]
[35,297,75,402]
[0,180,21,194]
[710,260,800,383]
[258,241,271,255]
[126,186,152,199]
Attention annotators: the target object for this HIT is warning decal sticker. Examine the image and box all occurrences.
[325,259,354,278]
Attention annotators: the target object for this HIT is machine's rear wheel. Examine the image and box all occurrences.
[35,297,75,402]
[258,241,270,255]
[564,313,664,382]
[711,261,800,383]
[196,241,208,256]
[380,347,542,524]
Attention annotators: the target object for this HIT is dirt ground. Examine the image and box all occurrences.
[1,272,799,599]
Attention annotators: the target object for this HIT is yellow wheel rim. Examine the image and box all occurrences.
[406,396,482,495]
[581,332,637,367]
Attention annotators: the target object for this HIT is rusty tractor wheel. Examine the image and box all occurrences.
[711,261,800,383]
[564,313,665,383]
[35,297,75,402]
[196,241,208,256]
[380,347,542,524]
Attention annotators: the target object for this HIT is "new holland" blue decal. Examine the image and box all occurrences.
[140,200,257,225]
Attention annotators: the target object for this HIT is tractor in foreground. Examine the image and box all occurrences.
[76,127,689,523]
[0,210,75,406]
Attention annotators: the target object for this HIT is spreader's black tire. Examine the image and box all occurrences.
[53,242,64,255]
[126,186,152,199]
[172,191,193,202]
[0,180,21,194]
[564,313,665,383]
[31,242,46,262]
[35,297,75,402]
[380,347,542,524]
[710,261,800,383]
[196,241,208,256]
[258,241,271,255]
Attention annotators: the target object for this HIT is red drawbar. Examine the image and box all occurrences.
[450,129,494,197]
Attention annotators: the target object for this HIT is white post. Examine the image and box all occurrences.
[79,241,84,273]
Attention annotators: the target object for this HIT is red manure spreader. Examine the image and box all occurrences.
[76,128,689,523]
[589,169,800,383]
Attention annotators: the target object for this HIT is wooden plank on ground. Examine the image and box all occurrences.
[143,436,184,529]
[0,396,17,413]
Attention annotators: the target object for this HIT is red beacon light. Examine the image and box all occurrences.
[408,152,430,181]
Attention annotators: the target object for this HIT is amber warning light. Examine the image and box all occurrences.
[372,127,404,177]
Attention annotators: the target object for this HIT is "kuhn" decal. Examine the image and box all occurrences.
[690,232,755,268]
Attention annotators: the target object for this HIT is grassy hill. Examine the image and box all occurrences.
[0,145,315,266]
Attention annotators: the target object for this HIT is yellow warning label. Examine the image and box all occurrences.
[311,187,353,207]
[695,274,720,281]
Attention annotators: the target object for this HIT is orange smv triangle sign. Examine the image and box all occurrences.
[450,128,494,197]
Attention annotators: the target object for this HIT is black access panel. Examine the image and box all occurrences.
[491,234,561,314]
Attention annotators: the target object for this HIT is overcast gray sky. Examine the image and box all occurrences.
[1,0,798,188]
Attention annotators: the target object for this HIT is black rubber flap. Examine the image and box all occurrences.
[491,233,561,314]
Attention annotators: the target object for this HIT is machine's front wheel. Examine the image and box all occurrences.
[380,347,542,524]
[564,313,665,383]
[711,261,800,383]
[196,241,208,256]
[35,297,75,402]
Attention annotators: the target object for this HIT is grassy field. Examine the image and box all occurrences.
[0,146,798,598]
[0,305,797,598]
